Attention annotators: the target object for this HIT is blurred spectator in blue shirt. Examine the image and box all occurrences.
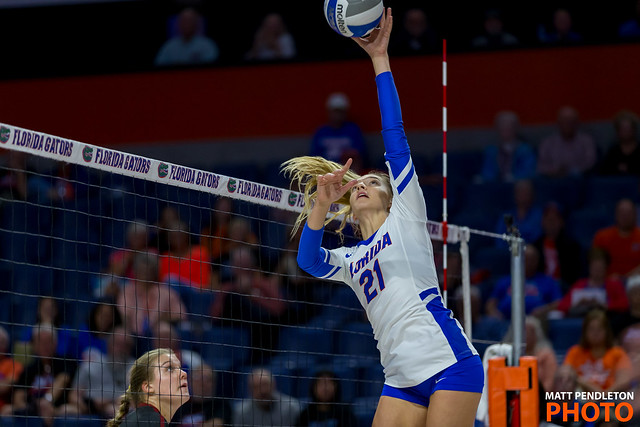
[471,9,519,49]
[480,111,536,182]
[245,13,296,61]
[391,8,439,55]
[538,8,583,45]
[310,92,368,173]
[495,179,543,245]
[619,0,640,39]
[485,244,563,319]
[155,8,219,67]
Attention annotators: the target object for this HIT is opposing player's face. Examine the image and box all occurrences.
[350,174,391,214]
[150,353,190,405]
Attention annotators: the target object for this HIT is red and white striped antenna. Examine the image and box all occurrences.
[442,39,449,307]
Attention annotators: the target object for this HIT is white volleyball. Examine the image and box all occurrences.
[324,0,384,38]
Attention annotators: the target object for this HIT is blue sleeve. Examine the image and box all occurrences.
[296,224,342,279]
[376,72,411,179]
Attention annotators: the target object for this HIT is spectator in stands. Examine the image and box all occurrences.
[391,8,438,55]
[495,179,544,244]
[611,275,640,338]
[74,298,123,360]
[618,0,640,39]
[598,110,640,176]
[275,228,320,325]
[504,317,558,392]
[106,348,189,426]
[18,297,74,358]
[95,219,155,299]
[159,219,214,290]
[538,8,583,44]
[537,106,598,177]
[557,248,628,318]
[245,13,296,61]
[533,202,583,292]
[0,150,28,201]
[0,326,23,412]
[309,92,368,171]
[620,323,640,411]
[212,246,286,363]
[173,362,232,426]
[155,204,181,254]
[563,309,633,392]
[480,110,536,182]
[118,253,187,336]
[471,9,519,49]
[150,320,204,373]
[485,244,563,319]
[296,370,358,427]
[68,326,134,419]
[201,197,234,266]
[543,365,578,426]
[154,7,219,66]
[233,367,301,426]
[2,324,78,425]
[592,198,640,279]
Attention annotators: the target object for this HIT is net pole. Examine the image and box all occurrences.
[511,236,526,365]
[442,39,448,307]
[459,227,472,338]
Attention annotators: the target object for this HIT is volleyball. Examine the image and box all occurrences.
[324,0,384,38]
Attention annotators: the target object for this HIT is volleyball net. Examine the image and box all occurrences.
[0,122,509,426]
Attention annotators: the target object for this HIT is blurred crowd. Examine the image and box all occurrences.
[0,1,639,425]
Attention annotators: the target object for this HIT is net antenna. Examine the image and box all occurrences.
[442,39,449,307]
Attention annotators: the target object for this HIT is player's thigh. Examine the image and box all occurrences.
[425,390,481,427]
[372,395,428,427]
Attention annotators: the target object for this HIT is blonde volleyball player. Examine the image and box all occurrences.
[282,8,483,427]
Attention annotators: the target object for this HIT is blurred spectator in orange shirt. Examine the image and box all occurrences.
[0,326,23,411]
[159,220,214,290]
[592,198,640,279]
[563,309,633,392]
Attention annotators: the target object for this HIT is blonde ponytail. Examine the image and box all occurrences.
[106,392,131,427]
[281,156,361,238]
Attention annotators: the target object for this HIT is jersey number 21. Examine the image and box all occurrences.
[360,259,385,304]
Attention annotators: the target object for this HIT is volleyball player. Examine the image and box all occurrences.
[283,8,483,427]
[107,348,189,426]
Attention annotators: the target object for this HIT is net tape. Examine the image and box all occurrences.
[0,122,464,243]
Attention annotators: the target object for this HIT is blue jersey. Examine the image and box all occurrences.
[297,72,477,388]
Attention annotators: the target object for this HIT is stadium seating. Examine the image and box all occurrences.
[547,317,583,357]
[0,417,44,427]
[334,322,379,361]
[353,396,379,427]
[201,326,251,371]
[277,325,334,362]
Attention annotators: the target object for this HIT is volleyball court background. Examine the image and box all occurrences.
[0,121,508,426]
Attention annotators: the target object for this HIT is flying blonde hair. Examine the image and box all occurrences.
[281,156,390,239]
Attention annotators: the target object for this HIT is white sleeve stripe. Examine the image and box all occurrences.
[391,157,414,185]
[320,265,341,279]
[422,294,439,305]
[322,248,330,263]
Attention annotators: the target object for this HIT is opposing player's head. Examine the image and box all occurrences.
[107,348,188,427]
